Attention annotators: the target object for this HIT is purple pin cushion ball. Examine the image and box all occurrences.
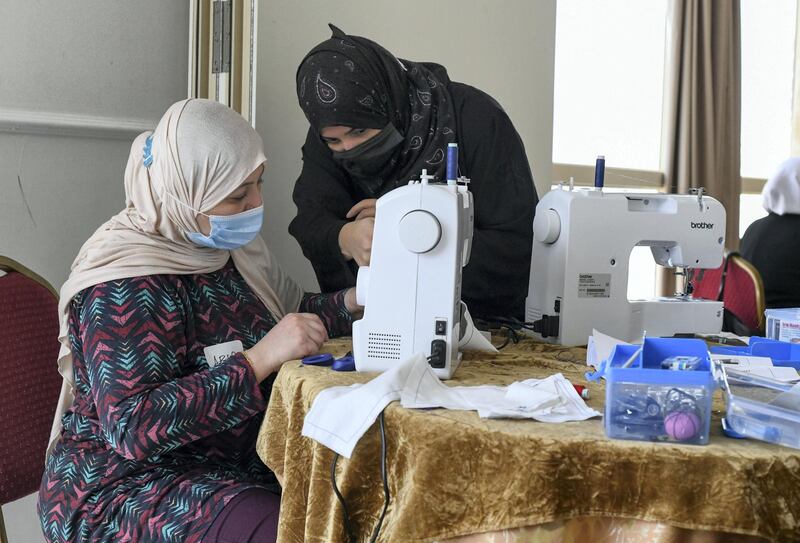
[664,410,701,441]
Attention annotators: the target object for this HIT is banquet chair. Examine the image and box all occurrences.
[689,252,766,336]
[0,256,61,542]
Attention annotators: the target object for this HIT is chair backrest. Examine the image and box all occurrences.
[689,252,766,336]
[0,256,62,506]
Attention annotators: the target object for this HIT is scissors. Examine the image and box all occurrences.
[301,353,334,366]
[302,351,355,372]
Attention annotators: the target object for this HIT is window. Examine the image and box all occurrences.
[740,0,796,180]
[739,0,796,235]
[552,0,669,300]
[553,1,799,298]
[553,0,668,173]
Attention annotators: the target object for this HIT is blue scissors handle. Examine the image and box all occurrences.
[332,354,355,372]
[302,353,334,366]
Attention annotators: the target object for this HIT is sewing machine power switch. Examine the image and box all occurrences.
[429,340,446,368]
[435,320,447,335]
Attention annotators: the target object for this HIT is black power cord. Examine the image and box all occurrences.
[473,316,532,349]
[331,410,390,543]
[330,453,355,543]
[371,412,390,542]
[496,324,521,349]
[474,315,537,332]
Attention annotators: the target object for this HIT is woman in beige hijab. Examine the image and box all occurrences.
[38,99,358,543]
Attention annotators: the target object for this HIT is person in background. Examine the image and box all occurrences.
[289,24,538,321]
[740,157,800,308]
[38,99,359,543]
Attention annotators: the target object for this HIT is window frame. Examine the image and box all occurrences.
[189,0,257,125]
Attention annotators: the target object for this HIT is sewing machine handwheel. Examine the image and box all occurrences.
[399,210,441,253]
[533,208,561,244]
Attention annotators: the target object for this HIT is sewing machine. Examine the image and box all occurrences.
[525,186,726,346]
[352,169,474,379]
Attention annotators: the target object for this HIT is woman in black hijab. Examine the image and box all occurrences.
[290,24,537,320]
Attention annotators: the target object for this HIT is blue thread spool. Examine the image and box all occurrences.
[594,155,605,189]
[446,143,458,185]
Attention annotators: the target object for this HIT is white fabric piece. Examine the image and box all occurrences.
[303,354,601,458]
[302,353,423,458]
[400,358,601,422]
[762,157,800,215]
[49,99,304,456]
[495,376,601,422]
[505,380,562,411]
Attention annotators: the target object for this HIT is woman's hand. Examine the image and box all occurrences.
[338,217,374,266]
[346,199,377,220]
[344,287,363,317]
[244,313,328,381]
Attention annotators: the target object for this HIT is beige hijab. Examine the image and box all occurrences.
[48,99,303,455]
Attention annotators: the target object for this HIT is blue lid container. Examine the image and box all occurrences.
[711,337,800,369]
[605,338,715,445]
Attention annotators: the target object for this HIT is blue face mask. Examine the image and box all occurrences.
[187,205,264,250]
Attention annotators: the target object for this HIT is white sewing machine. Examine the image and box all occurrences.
[525,186,726,346]
[352,170,474,379]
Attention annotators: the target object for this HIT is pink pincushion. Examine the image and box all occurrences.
[665,410,701,441]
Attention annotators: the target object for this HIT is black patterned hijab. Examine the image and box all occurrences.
[296,24,457,195]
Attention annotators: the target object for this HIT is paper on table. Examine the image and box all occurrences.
[712,354,800,382]
[587,329,630,367]
[459,303,498,352]
[711,354,774,367]
[753,367,800,382]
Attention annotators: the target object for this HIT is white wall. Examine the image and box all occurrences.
[256,0,557,290]
[0,0,190,290]
[0,2,189,541]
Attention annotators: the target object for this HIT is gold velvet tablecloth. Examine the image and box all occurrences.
[256,338,800,543]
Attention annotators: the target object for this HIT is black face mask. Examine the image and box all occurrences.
[330,123,404,180]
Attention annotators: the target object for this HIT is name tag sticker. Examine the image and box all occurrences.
[204,340,244,368]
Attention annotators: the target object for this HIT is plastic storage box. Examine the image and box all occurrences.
[721,367,800,450]
[604,338,714,445]
[765,308,800,343]
[711,336,800,368]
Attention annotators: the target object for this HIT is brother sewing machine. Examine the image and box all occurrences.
[525,180,726,346]
[353,145,474,379]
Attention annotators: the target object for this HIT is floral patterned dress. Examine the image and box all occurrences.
[38,259,352,542]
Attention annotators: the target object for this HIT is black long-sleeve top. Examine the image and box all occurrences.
[289,81,538,320]
[740,212,800,309]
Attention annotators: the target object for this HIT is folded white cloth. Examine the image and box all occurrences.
[302,354,601,457]
[301,353,422,458]
[400,355,600,422]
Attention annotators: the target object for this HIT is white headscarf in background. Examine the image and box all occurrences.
[48,99,303,455]
[763,157,800,215]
